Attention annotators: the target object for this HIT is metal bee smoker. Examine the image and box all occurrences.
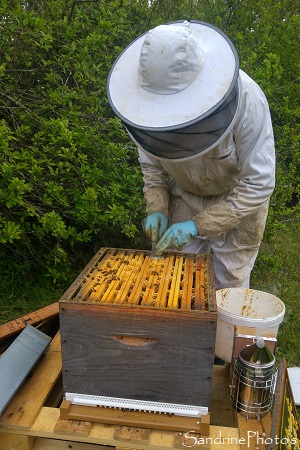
[230,337,277,419]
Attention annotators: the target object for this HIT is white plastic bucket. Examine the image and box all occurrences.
[215,288,285,362]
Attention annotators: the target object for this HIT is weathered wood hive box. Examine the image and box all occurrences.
[59,248,217,410]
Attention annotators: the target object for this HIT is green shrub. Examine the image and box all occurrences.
[0,0,145,283]
[1,0,300,286]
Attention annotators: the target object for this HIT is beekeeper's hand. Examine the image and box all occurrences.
[156,220,198,255]
[142,212,168,242]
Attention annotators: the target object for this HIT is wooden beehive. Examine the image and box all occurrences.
[59,248,217,409]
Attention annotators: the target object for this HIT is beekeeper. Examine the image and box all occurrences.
[107,20,276,289]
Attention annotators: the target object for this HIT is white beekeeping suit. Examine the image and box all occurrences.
[107,20,275,289]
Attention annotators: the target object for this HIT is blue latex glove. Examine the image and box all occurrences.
[156,220,198,255]
[142,212,168,242]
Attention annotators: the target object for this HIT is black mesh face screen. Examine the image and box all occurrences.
[125,82,239,160]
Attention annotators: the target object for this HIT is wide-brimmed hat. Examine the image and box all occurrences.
[107,20,240,160]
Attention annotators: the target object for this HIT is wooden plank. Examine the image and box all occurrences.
[75,271,102,302]
[140,258,165,306]
[269,358,300,449]
[33,437,111,450]
[113,253,143,304]
[54,417,92,436]
[110,251,143,304]
[82,252,124,302]
[114,425,151,444]
[168,256,183,309]
[30,406,120,445]
[100,423,175,450]
[115,447,137,450]
[43,374,63,408]
[236,412,272,450]
[156,255,175,307]
[60,247,110,301]
[1,404,242,450]
[81,250,125,303]
[27,406,65,436]
[0,433,36,450]
[0,332,61,429]
[85,250,125,303]
[21,406,180,448]
[180,257,193,310]
[99,251,134,303]
[174,431,210,449]
[194,257,205,310]
[206,256,217,312]
[127,255,152,305]
[0,303,59,341]
[210,365,235,427]
[173,426,241,449]
[60,399,209,434]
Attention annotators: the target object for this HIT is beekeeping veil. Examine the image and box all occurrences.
[107,20,239,160]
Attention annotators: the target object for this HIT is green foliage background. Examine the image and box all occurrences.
[1,1,300,365]
[0,0,147,284]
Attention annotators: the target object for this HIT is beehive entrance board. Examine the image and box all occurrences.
[59,248,217,413]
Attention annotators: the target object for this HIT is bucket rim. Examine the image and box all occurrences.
[217,306,285,326]
[216,288,285,324]
[216,287,284,302]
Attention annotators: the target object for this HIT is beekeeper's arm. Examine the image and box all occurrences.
[192,91,276,236]
[138,151,170,241]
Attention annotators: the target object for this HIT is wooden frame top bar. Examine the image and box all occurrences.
[62,248,216,312]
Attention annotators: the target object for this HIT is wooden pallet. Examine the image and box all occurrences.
[0,303,59,354]
[0,303,273,450]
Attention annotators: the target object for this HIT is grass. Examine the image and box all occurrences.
[251,221,300,418]
[0,271,70,325]
[251,221,300,367]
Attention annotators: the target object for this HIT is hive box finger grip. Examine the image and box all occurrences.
[112,335,159,349]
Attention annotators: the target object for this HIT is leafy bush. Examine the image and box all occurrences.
[0,0,145,283]
[1,0,299,287]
